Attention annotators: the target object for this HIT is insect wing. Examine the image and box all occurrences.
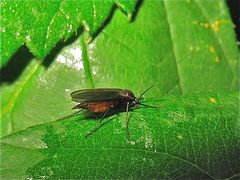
[70,88,123,102]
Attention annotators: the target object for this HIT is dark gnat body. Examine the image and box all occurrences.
[70,85,158,138]
[71,89,138,114]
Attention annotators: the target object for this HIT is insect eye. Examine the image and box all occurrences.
[120,91,128,97]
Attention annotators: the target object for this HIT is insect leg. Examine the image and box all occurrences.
[72,104,82,109]
[125,102,130,137]
[73,108,84,115]
[99,108,111,123]
[85,108,112,138]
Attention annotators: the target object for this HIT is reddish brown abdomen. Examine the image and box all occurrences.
[87,101,113,113]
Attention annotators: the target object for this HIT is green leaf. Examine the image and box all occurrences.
[1,0,239,179]
[1,92,239,179]
[92,0,239,93]
[0,0,238,137]
[0,0,137,67]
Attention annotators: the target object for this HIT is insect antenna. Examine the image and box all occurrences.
[137,77,143,97]
[137,102,161,108]
[137,83,161,108]
[125,102,130,137]
[138,83,157,100]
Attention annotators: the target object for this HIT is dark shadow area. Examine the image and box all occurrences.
[0,2,143,82]
[89,1,143,43]
[227,0,240,44]
[43,26,84,68]
[130,0,144,22]
[0,46,33,85]
[0,26,84,84]
[42,1,143,67]
[89,5,117,44]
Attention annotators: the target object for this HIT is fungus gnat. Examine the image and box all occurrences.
[70,84,159,137]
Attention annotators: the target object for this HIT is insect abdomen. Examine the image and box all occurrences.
[85,101,114,113]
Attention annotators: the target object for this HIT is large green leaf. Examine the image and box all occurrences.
[1,92,239,179]
[1,0,239,179]
[0,0,136,67]
[1,0,238,137]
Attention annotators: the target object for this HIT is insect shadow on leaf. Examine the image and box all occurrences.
[70,84,161,138]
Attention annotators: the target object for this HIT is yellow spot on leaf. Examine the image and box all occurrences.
[189,45,201,52]
[215,56,220,63]
[200,22,210,29]
[209,97,217,104]
[212,20,220,32]
[209,46,215,53]
[204,23,209,28]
